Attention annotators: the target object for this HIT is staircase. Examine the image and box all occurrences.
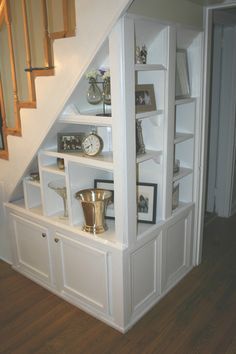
[0,0,132,202]
[0,0,76,158]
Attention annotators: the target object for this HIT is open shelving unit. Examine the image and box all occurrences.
[6,13,204,333]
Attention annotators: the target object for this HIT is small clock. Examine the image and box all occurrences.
[81,132,104,157]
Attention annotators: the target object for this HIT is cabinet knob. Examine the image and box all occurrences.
[54,238,60,243]
[42,233,46,238]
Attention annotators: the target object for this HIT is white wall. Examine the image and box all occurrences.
[0,182,11,262]
[128,0,203,28]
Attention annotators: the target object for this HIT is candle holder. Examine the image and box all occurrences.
[48,180,68,218]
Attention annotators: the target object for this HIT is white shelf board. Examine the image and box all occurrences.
[136,150,162,164]
[137,220,165,239]
[172,201,193,215]
[5,201,123,250]
[175,97,196,105]
[173,167,193,182]
[174,132,194,144]
[28,205,44,215]
[66,151,114,170]
[41,150,114,171]
[41,164,66,175]
[136,110,163,120]
[24,179,41,188]
[73,218,117,245]
[135,64,166,71]
[59,113,112,126]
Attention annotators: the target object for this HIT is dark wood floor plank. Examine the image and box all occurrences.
[0,214,236,353]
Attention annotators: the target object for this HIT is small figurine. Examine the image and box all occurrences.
[136,46,142,64]
[140,45,147,64]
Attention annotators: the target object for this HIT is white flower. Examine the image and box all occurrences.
[102,70,110,81]
[85,69,100,80]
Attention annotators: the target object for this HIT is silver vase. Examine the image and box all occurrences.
[75,188,112,234]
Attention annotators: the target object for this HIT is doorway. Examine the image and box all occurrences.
[205,6,236,220]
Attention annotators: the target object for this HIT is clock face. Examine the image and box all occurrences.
[81,133,103,156]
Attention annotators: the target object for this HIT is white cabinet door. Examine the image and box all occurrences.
[162,208,193,292]
[11,214,52,286]
[53,232,110,314]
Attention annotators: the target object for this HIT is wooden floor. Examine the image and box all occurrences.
[1,215,236,354]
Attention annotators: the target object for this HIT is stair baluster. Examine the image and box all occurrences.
[41,0,53,69]
[4,0,21,135]
[21,0,36,104]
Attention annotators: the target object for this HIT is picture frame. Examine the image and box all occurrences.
[175,49,191,99]
[172,183,179,210]
[94,179,114,219]
[136,120,146,155]
[94,179,157,224]
[57,132,86,153]
[135,84,156,113]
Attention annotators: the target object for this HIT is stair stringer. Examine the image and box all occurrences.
[0,0,132,201]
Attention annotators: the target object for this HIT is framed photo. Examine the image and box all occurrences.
[175,49,190,98]
[172,183,179,210]
[57,132,85,153]
[94,179,157,224]
[135,84,156,113]
[137,183,157,223]
[136,120,145,155]
[94,179,114,219]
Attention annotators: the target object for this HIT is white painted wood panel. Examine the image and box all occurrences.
[162,209,193,292]
[55,232,109,314]
[131,239,158,312]
[12,214,51,285]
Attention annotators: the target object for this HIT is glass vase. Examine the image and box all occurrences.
[103,78,111,105]
[87,78,102,105]
[48,180,68,218]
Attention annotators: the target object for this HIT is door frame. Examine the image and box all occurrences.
[196,1,236,264]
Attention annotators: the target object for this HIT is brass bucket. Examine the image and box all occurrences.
[75,189,112,234]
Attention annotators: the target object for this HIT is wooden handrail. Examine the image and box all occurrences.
[21,0,36,102]
[49,0,76,40]
[62,0,68,34]
[0,0,6,26]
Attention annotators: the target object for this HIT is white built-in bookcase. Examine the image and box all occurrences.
[8,14,203,331]
[22,13,203,252]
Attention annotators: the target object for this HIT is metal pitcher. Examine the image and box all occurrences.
[75,188,112,234]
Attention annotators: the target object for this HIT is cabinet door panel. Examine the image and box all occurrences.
[12,215,51,285]
[55,233,109,314]
[131,239,159,313]
[162,209,193,292]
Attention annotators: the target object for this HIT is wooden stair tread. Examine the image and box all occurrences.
[50,29,76,40]
[18,101,37,109]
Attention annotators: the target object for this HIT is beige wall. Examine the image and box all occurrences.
[128,0,203,28]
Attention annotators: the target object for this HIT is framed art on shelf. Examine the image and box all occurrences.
[94,179,114,219]
[94,179,157,223]
[175,49,190,98]
[137,182,157,223]
[57,132,85,153]
[135,84,156,113]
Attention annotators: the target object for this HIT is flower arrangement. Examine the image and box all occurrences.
[101,70,110,81]
[85,68,110,81]
[85,68,111,109]
[85,69,100,81]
